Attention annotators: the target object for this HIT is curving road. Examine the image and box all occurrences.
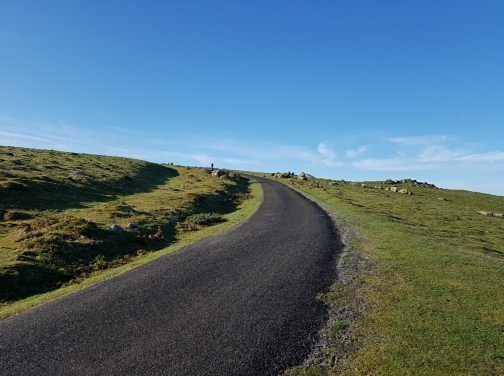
[0,178,340,376]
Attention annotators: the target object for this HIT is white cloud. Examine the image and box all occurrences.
[345,145,368,159]
[417,145,464,162]
[0,130,54,144]
[2,116,503,195]
[352,158,432,172]
[317,143,342,167]
[456,151,504,162]
[389,135,449,146]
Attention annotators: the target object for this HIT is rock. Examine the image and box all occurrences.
[398,188,409,194]
[390,186,398,193]
[3,210,32,221]
[384,178,438,189]
[127,223,140,230]
[211,169,227,177]
[493,213,503,218]
[149,227,164,240]
[298,172,307,180]
[110,224,124,233]
[275,172,294,178]
[477,211,491,216]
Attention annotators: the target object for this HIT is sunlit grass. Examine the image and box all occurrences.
[278,177,504,375]
[0,146,263,313]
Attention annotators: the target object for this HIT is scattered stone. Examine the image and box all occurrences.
[398,188,412,195]
[3,210,33,221]
[110,224,124,233]
[150,227,164,240]
[68,171,89,182]
[211,169,227,177]
[209,169,238,179]
[477,211,504,218]
[127,223,140,230]
[385,178,438,189]
[390,186,399,193]
[274,171,295,178]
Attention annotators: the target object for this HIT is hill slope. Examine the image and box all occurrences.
[0,146,256,308]
[272,176,504,376]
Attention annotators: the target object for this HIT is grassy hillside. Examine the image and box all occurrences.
[274,177,504,375]
[0,146,259,311]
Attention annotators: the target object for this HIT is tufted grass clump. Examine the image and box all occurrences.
[178,213,225,231]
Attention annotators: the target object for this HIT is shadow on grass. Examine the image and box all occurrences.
[193,176,251,215]
[0,164,178,211]
[0,176,251,303]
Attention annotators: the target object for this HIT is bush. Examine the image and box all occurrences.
[3,210,33,221]
[91,255,108,271]
[178,212,224,231]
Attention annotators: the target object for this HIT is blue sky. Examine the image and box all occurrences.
[1,1,503,195]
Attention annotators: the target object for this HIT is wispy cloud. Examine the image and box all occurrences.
[317,143,342,167]
[345,145,368,159]
[417,145,464,162]
[0,117,345,171]
[456,151,504,162]
[354,134,504,173]
[388,135,449,146]
[352,158,432,172]
[1,118,503,194]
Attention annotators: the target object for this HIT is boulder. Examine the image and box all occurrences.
[127,223,140,230]
[390,186,398,193]
[477,211,491,216]
[110,224,124,233]
[275,172,294,178]
[211,169,227,177]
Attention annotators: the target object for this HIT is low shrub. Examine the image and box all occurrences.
[178,212,224,231]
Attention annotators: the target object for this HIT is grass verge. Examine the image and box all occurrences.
[0,179,263,319]
[273,176,504,376]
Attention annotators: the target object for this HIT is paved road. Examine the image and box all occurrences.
[0,178,340,376]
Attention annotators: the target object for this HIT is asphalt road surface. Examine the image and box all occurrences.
[0,178,340,376]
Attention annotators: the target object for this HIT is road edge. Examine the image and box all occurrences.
[0,178,264,320]
[268,178,372,376]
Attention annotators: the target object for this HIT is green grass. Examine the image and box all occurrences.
[275,177,504,375]
[0,146,263,314]
[0,180,263,319]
